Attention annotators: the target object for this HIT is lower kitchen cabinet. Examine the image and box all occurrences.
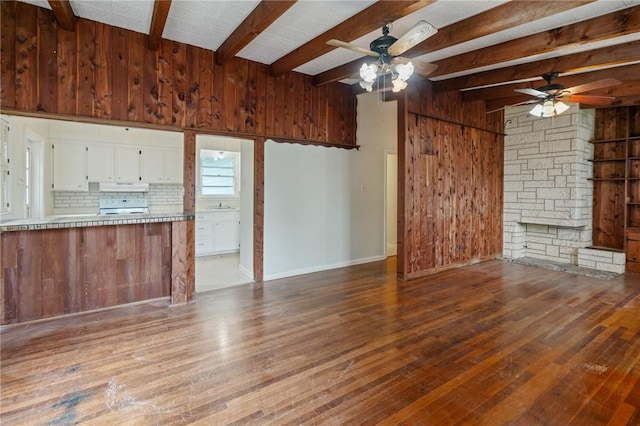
[195,211,240,256]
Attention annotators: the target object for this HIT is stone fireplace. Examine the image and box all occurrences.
[502,104,625,274]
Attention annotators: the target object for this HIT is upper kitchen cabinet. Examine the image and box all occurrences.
[37,117,184,191]
[140,147,183,184]
[164,150,183,183]
[87,144,115,182]
[51,141,87,191]
[115,146,141,182]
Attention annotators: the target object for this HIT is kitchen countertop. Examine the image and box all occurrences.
[196,207,241,212]
[196,208,241,213]
[0,212,194,232]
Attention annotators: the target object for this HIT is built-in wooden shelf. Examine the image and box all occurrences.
[586,245,625,253]
[591,137,627,144]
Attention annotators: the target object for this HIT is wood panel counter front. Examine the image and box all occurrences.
[1,215,194,325]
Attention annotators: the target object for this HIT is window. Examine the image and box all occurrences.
[0,119,10,214]
[199,149,240,197]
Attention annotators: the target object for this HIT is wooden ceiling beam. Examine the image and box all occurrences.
[431,6,640,85]
[467,64,640,103]
[47,0,76,31]
[406,1,595,58]
[216,0,297,66]
[434,41,640,93]
[313,0,593,86]
[148,0,172,51]
[270,0,434,76]
[600,95,640,108]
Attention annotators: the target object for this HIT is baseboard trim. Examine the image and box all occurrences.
[264,255,387,281]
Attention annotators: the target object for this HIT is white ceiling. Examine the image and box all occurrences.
[19,0,640,86]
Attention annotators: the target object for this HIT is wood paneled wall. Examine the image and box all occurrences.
[1,223,172,324]
[0,2,356,147]
[397,79,503,279]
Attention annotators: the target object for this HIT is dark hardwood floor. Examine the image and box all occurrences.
[2,258,640,425]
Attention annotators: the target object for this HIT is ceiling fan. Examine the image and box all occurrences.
[327,21,439,92]
[497,72,621,117]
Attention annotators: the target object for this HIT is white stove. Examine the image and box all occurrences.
[99,198,149,215]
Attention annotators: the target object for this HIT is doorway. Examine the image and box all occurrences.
[194,134,254,292]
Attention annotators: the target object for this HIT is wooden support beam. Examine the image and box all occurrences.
[313,0,593,86]
[183,129,196,215]
[270,0,433,76]
[253,137,265,283]
[216,0,296,65]
[148,0,171,51]
[396,92,408,281]
[434,41,640,94]
[47,0,76,31]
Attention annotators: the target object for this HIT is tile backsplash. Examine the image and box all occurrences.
[54,183,183,212]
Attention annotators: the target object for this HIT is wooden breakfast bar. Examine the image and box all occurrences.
[0,214,194,325]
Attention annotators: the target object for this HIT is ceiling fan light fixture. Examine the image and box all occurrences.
[529,99,571,118]
[394,61,414,81]
[359,79,374,92]
[554,101,569,115]
[391,78,408,93]
[529,103,544,117]
[360,63,378,83]
[542,100,555,117]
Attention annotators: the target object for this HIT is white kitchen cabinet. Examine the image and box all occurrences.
[140,147,164,183]
[140,147,183,184]
[115,146,141,182]
[195,211,240,256]
[87,144,115,182]
[163,149,183,183]
[51,141,87,191]
[195,214,215,255]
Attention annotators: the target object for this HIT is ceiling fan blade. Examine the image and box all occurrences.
[388,20,438,56]
[486,99,538,114]
[565,78,622,95]
[565,94,616,105]
[327,39,379,57]
[391,57,437,77]
[514,88,548,98]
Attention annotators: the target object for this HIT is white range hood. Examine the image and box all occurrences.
[98,182,149,192]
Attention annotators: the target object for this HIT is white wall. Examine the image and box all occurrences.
[263,92,397,280]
